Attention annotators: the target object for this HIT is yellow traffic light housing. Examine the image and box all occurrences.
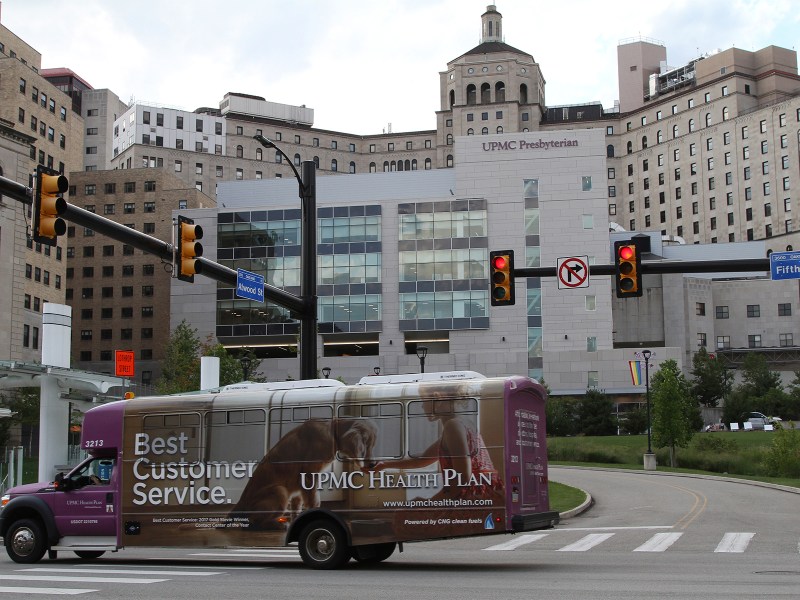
[177,215,203,282]
[614,240,642,298]
[490,250,515,306]
[32,165,67,246]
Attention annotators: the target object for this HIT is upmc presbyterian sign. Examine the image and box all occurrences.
[482,138,580,152]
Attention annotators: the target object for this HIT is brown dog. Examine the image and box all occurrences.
[229,418,376,529]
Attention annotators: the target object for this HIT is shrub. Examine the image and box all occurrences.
[762,423,800,477]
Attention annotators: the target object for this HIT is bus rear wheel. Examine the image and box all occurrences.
[351,542,395,564]
[5,519,47,564]
[298,520,350,570]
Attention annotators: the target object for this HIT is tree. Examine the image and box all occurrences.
[690,347,731,407]
[156,320,201,394]
[546,397,579,437]
[0,388,41,452]
[199,337,264,387]
[724,354,786,424]
[650,359,697,467]
[577,389,617,436]
[619,404,648,435]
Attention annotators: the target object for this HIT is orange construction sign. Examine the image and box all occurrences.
[115,350,135,377]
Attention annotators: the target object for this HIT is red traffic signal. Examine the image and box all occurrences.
[614,240,642,298]
[490,250,515,306]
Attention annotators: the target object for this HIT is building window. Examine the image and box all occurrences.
[716,336,731,350]
[779,333,793,347]
[778,303,792,316]
[748,335,762,348]
[746,304,760,318]
[697,333,707,347]
[696,302,706,316]
[715,306,729,319]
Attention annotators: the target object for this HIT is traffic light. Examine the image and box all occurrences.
[489,250,515,306]
[614,240,642,298]
[32,165,67,246]
[177,215,203,282]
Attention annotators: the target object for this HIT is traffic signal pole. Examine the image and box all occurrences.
[514,257,770,279]
[58,202,307,313]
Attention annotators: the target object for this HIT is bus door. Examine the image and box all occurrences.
[53,456,118,538]
[506,390,547,511]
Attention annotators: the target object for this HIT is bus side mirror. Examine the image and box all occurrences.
[54,472,72,491]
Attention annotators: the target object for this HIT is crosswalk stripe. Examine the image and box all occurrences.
[484,534,549,551]
[21,568,221,576]
[0,574,167,584]
[633,532,683,552]
[0,588,96,596]
[189,552,300,558]
[714,532,755,553]
[557,533,615,552]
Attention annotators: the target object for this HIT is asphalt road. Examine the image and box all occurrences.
[1,467,798,599]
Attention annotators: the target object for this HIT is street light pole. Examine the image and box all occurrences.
[416,346,428,374]
[642,349,655,470]
[253,135,317,381]
[642,349,652,453]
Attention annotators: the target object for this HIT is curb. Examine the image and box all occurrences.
[558,489,594,519]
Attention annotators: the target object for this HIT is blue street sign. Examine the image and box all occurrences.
[770,251,800,281]
[236,268,265,302]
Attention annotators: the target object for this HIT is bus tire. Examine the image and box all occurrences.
[351,542,395,564]
[5,518,47,564]
[298,520,350,570]
[74,551,105,560]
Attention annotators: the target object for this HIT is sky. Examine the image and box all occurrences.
[2,0,799,135]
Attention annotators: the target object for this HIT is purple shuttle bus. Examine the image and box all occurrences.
[0,371,558,569]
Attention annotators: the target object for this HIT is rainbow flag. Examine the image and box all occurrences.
[629,360,643,386]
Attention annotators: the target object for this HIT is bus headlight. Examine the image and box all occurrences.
[1,494,10,509]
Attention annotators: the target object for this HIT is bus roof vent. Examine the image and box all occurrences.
[356,371,485,385]
[216,379,345,393]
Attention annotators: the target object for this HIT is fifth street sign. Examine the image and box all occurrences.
[770,251,800,281]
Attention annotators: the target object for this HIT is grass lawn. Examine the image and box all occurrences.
[547,430,800,488]
[548,480,587,513]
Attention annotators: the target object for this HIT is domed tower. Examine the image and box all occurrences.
[436,4,546,165]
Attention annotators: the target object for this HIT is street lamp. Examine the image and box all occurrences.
[642,349,653,456]
[416,346,428,374]
[321,367,331,379]
[253,135,317,381]
[373,366,381,376]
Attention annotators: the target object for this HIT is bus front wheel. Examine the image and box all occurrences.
[298,520,350,570]
[5,518,47,564]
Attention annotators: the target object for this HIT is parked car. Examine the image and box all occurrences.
[739,412,782,430]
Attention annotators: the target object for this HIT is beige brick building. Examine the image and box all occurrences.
[0,23,84,363]
[66,169,214,384]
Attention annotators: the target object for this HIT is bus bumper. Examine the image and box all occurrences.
[511,511,560,532]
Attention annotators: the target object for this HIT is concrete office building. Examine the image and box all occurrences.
[172,128,683,391]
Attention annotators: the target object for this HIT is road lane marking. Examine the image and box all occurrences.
[554,526,671,531]
[189,552,300,558]
[21,568,221,576]
[0,588,96,595]
[633,532,684,552]
[0,575,167,584]
[484,534,549,551]
[714,532,755,553]
[557,533,614,552]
